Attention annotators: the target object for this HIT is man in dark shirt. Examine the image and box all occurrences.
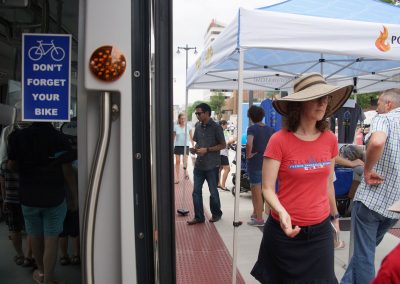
[7,122,77,284]
[187,103,226,225]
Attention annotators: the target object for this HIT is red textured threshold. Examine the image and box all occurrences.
[175,176,245,284]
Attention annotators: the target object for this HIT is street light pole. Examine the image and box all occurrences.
[177,44,197,84]
[176,44,197,216]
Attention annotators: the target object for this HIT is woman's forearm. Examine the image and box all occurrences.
[328,182,339,216]
[263,188,285,215]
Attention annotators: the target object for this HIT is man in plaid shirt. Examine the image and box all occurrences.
[341,88,400,284]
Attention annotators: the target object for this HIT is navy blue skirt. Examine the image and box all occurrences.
[251,216,337,284]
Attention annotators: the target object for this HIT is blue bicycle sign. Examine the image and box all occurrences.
[23,33,71,122]
[28,40,66,61]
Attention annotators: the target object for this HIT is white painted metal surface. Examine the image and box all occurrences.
[78,0,136,283]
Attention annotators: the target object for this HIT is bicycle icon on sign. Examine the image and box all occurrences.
[28,40,65,62]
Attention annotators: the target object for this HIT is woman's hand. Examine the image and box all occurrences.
[278,210,301,238]
[196,147,208,156]
[332,217,340,234]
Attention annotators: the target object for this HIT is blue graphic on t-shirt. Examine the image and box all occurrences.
[289,161,331,170]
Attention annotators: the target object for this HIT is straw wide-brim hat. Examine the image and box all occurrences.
[273,73,353,117]
[389,200,400,213]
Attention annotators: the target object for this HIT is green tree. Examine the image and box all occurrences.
[209,92,226,119]
[351,92,380,110]
[186,100,205,121]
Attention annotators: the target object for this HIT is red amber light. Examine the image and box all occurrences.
[89,46,126,82]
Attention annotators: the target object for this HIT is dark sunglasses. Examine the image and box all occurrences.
[314,95,332,104]
[195,112,204,116]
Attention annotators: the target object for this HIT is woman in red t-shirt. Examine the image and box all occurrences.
[251,73,353,284]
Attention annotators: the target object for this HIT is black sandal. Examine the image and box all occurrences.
[14,255,25,265]
[59,256,70,265]
[22,257,35,267]
[70,255,81,265]
[218,186,229,191]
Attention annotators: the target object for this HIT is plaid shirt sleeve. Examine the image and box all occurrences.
[365,114,389,143]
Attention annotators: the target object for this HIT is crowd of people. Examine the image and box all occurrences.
[173,73,400,283]
[1,73,398,283]
[0,111,80,284]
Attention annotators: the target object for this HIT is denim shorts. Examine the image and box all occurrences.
[22,200,67,236]
[248,170,262,186]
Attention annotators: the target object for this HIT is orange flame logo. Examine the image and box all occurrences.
[375,26,391,52]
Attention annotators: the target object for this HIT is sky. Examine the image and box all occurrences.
[173,0,284,106]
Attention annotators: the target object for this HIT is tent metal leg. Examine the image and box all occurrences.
[231,48,245,284]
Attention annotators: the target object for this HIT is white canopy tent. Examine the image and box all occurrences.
[186,1,400,283]
[188,2,400,92]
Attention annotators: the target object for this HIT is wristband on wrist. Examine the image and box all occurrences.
[206,147,209,152]
[330,213,340,220]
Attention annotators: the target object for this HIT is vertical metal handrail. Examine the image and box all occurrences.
[82,91,112,284]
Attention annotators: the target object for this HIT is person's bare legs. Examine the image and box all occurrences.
[10,231,24,257]
[59,236,69,258]
[217,167,222,187]
[73,237,80,256]
[183,154,189,178]
[251,184,264,220]
[43,236,59,284]
[175,154,181,183]
[26,235,33,258]
[70,236,81,264]
[220,165,230,189]
[22,235,34,267]
[31,235,44,273]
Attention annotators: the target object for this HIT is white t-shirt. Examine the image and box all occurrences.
[174,123,192,147]
[220,129,230,157]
